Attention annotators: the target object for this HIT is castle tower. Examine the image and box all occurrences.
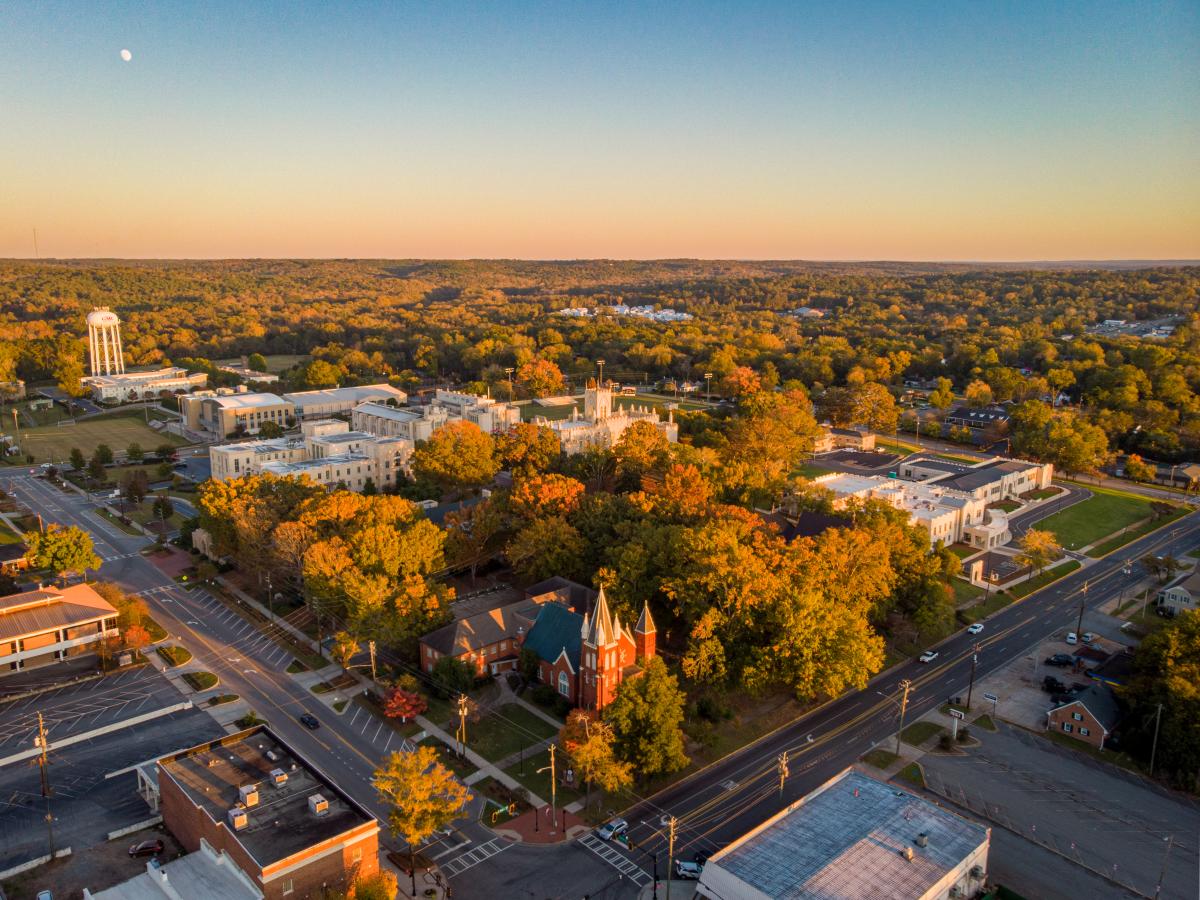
[86,307,124,376]
[634,601,656,662]
[583,378,612,422]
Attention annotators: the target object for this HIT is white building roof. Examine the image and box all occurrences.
[88,846,260,900]
[699,769,988,900]
[207,392,289,410]
[284,383,405,408]
[353,401,423,422]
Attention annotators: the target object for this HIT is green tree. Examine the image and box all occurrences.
[247,352,269,373]
[87,454,107,483]
[301,358,342,389]
[27,524,101,582]
[69,447,86,472]
[431,655,475,698]
[559,710,633,811]
[1123,454,1156,483]
[120,469,150,507]
[506,515,586,583]
[604,657,689,778]
[372,747,471,897]
[613,420,671,484]
[152,493,174,521]
[257,420,284,438]
[126,442,144,462]
[410,421,499,495]
[94,444,114,464]
[928,377,955,410]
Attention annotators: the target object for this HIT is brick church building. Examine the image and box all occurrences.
[522,585,656,711]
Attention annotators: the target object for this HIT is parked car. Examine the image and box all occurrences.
[129,839,164,858]
[966,623,984,635]
[299,713,320,730]
[1044,654,1074,667]
[918,650,939,664]
[1081,632,1096,644]
[596,818,628,842]
[675,859,703,879]
[36,893,52,900]
[1065,632,1078,644]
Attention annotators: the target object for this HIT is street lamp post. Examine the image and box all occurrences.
[704,372,713,405]
[596,359,605,385]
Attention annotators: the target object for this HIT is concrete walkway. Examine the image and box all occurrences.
[422,714,547,807]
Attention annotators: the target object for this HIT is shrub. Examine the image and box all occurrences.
[956,726,971,743]
[531,684,558,706]
[697,695,731,723]
[938,733,955,752]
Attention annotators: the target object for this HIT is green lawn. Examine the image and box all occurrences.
[861,748,899,769]
[96,508,144,535]
[901,721,945,746]
[183,671,218,691]
[959,585,1015,623]
[972,714,997,731]
[796,462,832,479]
[0,520,22,545]
[18,413,184,465]
[157,645,192,667]
[896,763,926,789]
[948,543,977,559]
[876,439,921,456]
[1035,487,1154,549]
[468,703,558,763]
[1087,506,1190,558]
[989,499,1021,513]
[951,578,984,606]
[503,747,584,808]
[218,354,309,374]
[1008,561,1081,599]
[1026,487,1062,500]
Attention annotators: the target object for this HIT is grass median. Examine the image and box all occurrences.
[1008,561,1081,600]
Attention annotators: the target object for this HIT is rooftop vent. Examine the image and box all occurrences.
[265,750,280,763]
[206,757,220,769]
[228,807,249,831]
[270,768,288,788]
[239,784,259,807]
[308,793,329,817]
[901,846,914,861]
[915,833,928,848]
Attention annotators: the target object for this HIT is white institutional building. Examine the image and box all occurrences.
[351,390,520,440]
[531,380,678,455]
[209,419,412,492]
[81,308,207,403]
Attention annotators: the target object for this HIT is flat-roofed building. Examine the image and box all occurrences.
[697,768,989,900]
[899,455,1053,502]
[211,420,412,492]
[813,424,876,453]
[86,838,263,899]
[282,384,407,420]
[427,389,521,433]
[219,363,280,384]
[84,367,209,403]
[156,726,380,900]
[0,584,119,675]
[181,391,295,438]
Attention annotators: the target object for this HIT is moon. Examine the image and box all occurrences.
[120,49,132,62]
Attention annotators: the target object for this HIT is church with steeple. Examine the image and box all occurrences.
[522,584,657,712]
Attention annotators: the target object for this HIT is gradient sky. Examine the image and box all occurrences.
[1,1,1197,260]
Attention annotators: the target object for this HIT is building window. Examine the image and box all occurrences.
[1080,727,1090,737]
[1062,723,1073,733]
[351,846,363,863]
[1072,712,1083,721]
[282,879,294,896]
[558,671,570,697]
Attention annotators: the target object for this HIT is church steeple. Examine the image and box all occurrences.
[634,601,656,661]
[585,585,616,648]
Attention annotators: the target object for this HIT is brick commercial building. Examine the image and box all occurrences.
[155,726,380,899]
[1047,683,1122,750]
[0,584,118,676]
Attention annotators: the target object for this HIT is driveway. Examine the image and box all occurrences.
[920,723,1199,899]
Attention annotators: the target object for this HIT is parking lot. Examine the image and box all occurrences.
[921,723,1199,899]
[0,667,184,756]
[0,702,220,875]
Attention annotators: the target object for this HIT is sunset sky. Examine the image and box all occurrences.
[2,1,1197,260]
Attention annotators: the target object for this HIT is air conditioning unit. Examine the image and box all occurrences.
[914,832,928,848]
[239,784,259,807]
[308,794,329,817]
[228,807,249,831]
[970,865,984,879]
[270,768,288,788]
[950,887,964,898]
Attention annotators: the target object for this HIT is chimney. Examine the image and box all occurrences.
[915,833,928,848]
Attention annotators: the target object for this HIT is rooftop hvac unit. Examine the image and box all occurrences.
[308,793,330,817]
[265,750,281,763]
[270,768,288,788]
[901,846,914,861]
[239,784,260,807]
[228,807,249,831]
[950,887,964,898]
[914,833,928,848]
[970,865,984,879]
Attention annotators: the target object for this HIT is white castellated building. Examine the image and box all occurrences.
[81,307,207,403]
[533,380,678,455]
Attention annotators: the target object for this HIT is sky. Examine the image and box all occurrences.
[1,1,1197,260]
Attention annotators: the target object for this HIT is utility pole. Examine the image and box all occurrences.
[265,572,273,619]
[1075,580,1088,638]
[966,643,982,710]
[777,750,789,798]
[894,679,912,757]
[537,743,558,838]
[665,815,677,900]
[368,640,377,682]
[456,694,469,758]
[1153,835,1173,900]
[1149,703,1163,776]
[36,712,54,856]
[704,372,713,405]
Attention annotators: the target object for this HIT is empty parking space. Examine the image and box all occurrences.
[141,586,295,672]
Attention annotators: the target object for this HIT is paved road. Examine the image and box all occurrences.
[614,511,1200,882]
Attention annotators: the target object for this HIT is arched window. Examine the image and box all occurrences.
[558,671,570,697]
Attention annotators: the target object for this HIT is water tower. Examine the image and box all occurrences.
[87,307,125,377]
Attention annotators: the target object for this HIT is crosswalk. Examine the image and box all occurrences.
[577,834,652,885]
[100,551,142,562]
[441,838,511,877]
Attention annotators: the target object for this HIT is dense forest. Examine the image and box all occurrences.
[1,259,1198,460]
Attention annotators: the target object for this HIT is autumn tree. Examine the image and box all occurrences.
[850,382,899,434]
[1123,454,1156,484]
[506,515,586,583]
[605,657,688,779]
[928,377,955,410]
[27,524,101,583]
[120,469,150,507]
[410,421,499,496]
[496,422,561,476]
[964,379,994,407]
[720,366,761,397]
[247,352,269,373]
[444,497,507,583]
[372,747,470,897]
[124,624,151,654]
[612,420,671,484]
[508,473,585,523]
[383,686,428,722]
[1016,528,1061,573]
[559,710,633,811]
[431,655,475,698]
[722,389,818,505]
[516,357,565,398]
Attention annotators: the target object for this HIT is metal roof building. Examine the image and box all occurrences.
[697,768,989,900]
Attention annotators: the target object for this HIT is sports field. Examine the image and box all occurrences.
[12,413,185,465]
